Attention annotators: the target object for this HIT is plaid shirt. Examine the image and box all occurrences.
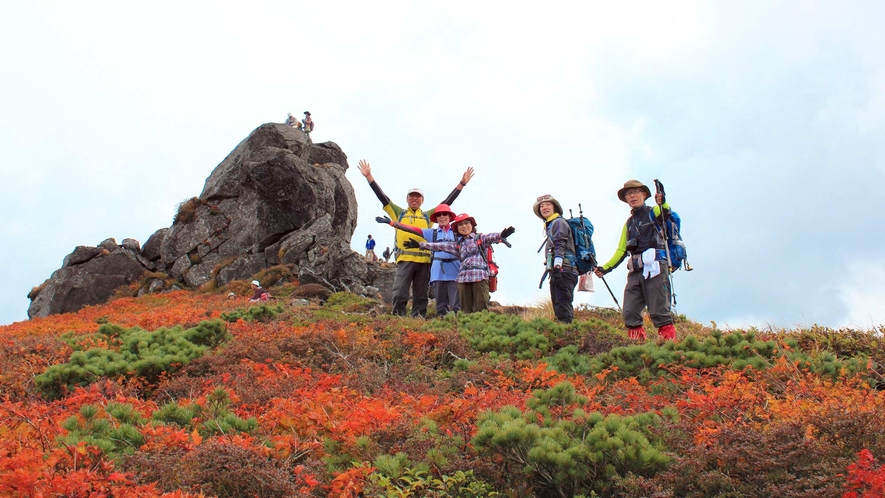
[420,232,502,283]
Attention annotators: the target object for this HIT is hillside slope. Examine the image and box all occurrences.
[2,283,885,497]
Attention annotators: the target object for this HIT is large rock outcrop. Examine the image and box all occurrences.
[28,124,395,318]
[27,239,149,318]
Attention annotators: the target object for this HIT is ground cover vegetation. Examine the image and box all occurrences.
[2,284,885,497]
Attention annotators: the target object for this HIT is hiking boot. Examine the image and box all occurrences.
[627,326,647,340]
[658,323,677,341]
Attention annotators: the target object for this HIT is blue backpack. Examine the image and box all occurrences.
[653,211,688,271]
[565,216,597,275]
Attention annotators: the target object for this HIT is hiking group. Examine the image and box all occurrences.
[360,158,690,341]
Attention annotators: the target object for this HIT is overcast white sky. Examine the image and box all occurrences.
[2,2,884,330]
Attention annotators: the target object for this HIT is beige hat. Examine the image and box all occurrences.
[617,180,651,203]
[407,187,424,196]
[251,280,260,286]
[532,194,563,220]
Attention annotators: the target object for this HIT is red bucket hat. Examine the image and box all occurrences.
[430,203,455,223]
[451,212,477,228]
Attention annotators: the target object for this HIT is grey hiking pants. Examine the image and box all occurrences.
[432,280,460,317]
[623,261,672,329]
[392,261,431,318]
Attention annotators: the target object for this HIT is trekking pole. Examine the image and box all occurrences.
[653,179,677,311]
[578,203,621,311]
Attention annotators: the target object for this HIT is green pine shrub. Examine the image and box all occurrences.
[220,304,284,323]
[458,313,565,359]
[57,403,146,458]
[34,320,228,398]
[472,381,670,497]
[589,330,873,382]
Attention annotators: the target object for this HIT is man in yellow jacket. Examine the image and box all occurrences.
[358,159,474,317]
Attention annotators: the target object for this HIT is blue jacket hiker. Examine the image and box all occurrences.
[365,235,376,261]
[358,159,475,318]
[404,213,514,314]
[377,203,461,316]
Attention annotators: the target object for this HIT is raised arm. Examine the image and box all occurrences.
[440,166,475,206]
[359,159,392,206]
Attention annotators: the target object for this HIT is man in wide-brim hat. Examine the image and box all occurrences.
[595,180,677,342]
[534,194,579,323]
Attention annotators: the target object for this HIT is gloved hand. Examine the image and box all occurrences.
[403,239,421,249]
[375,216,392,225]
[501,226,515,239]
[553,257,563,269]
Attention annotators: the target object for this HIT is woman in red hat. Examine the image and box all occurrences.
[403,213,514,314]
[377,203,461,317]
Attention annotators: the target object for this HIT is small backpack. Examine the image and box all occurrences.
[653,210,688,271]
[484,244,499,293]
[564,216,597,275]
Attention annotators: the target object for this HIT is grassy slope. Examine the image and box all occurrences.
[2,286,885,497]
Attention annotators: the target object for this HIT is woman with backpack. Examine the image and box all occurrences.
[403,213,514,314]
[376,203,462,317]
[533,194,579,324]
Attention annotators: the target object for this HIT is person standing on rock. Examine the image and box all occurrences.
[302,112,314,136]
[594,180,677,342]
[358,159,474,317]
[376,203,461,317]
[365,235,377,261]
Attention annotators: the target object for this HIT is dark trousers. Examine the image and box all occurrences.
[549,270,578,323]
[623,262,672,329]
[432,280,460,316]
[458,280,490,314]
[392,261,431,317]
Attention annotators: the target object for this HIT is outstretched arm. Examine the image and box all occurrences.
[376,216,424,238]
[440,166,475,206]
[359,159,392,206]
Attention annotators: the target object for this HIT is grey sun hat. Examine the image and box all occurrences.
[532,194,563,220]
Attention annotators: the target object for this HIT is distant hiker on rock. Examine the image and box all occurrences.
[403,213,513,314]
[285,112,300,128]
[382,247,391,262]
[533,194,578,324]
[594,180,677,341]
[376,203,461,317]
[358,158,474,317]
[302,111,314,136]
[249,280,268,302]
[365,234,377,261]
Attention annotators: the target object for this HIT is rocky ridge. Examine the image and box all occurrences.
[28,124,394,318]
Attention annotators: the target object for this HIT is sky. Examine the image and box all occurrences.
[2,1,884,330]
